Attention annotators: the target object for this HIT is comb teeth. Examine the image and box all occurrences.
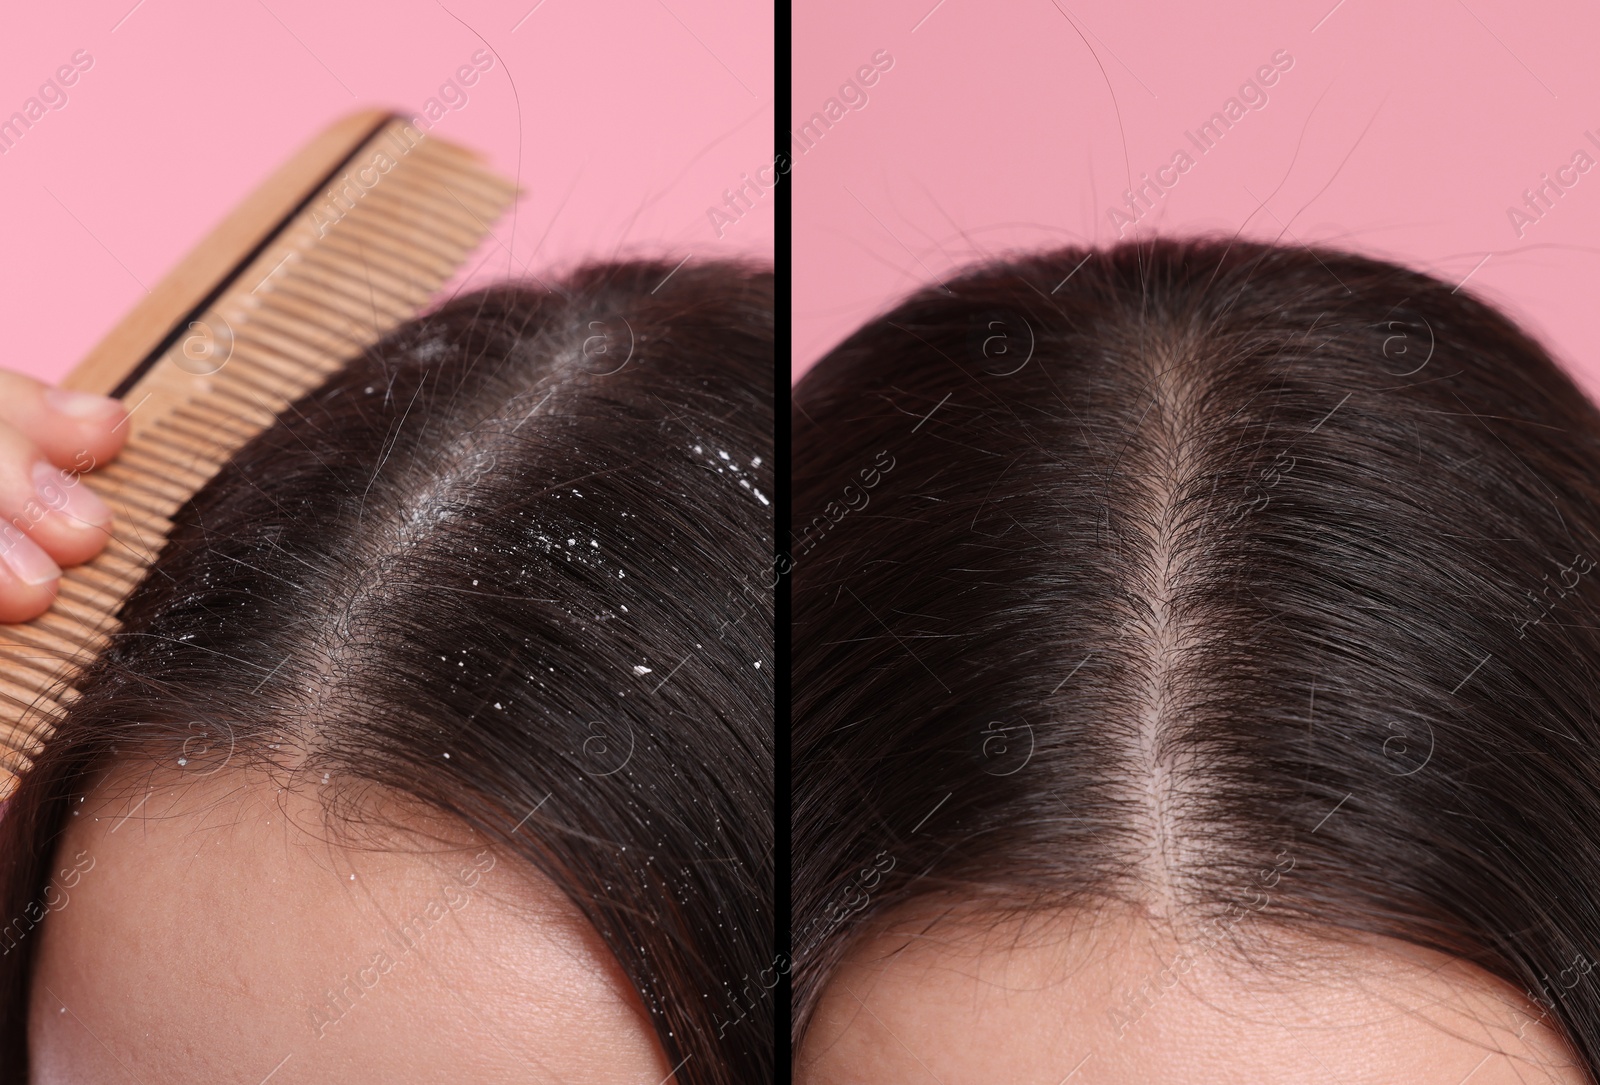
[0,117,516,781]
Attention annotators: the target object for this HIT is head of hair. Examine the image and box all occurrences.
[0,258,774,1083]
[792,236,1600,1071]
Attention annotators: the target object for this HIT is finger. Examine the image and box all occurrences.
[0,420,114,573]
[0,371,127,470]
[0,524,60,623]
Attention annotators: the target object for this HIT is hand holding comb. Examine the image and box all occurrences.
[0,111,517,790]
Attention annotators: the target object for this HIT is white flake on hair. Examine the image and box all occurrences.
[412,337,448,362]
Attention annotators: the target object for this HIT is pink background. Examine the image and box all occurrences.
[0,0,773,385]
[792,0,1600,398]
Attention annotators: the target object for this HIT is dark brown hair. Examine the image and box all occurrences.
[0,259,774,1082]
[793,236,1600,1073]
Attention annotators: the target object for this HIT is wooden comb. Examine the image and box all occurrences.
[0,111,518,792]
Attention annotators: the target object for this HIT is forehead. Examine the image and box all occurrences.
[798,905,1588,1085]
[25,764,670,1083]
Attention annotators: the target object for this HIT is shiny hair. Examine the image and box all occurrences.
[793,236,1600,1073]
[0,258,774,1083]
